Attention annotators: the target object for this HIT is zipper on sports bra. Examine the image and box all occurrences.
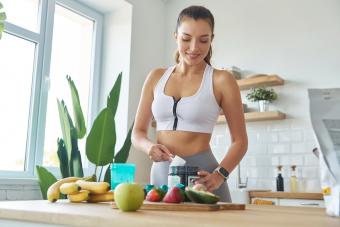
[172,97,181,130]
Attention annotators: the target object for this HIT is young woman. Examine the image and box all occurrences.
[132,5,248,202]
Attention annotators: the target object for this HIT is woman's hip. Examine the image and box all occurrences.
[150,149,231,202]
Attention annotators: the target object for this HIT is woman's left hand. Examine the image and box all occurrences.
[195,170,225,192]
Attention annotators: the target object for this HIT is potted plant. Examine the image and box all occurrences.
[0,1,6,39]
[246,87,278,112]
[36,73,134,199]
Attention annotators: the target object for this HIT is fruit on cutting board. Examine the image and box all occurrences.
[60,182,81,195]
[192,183,207,191]
[67,190,90,203]
[76,180,110,194]
[163,186,184,203]
[47,177,82,202]
[114,183,144,211]
[87,191,114,203]
[146,188,165,202]
[185,186,220,204]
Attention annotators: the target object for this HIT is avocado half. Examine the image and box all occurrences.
[185,187,220,204]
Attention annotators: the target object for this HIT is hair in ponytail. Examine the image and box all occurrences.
[174,6,215,65]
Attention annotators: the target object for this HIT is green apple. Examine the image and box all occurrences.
[114,183,144,212]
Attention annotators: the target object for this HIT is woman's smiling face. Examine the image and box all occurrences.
[175,17,213,66]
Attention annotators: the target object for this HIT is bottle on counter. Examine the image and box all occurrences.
[276,165,284,192]
[290,165,298,192]
[168,166,199,188]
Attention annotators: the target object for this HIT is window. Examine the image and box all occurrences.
[0,33,36,171]
[0,0,102,178]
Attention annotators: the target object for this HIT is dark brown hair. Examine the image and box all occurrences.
[175,5,215,65]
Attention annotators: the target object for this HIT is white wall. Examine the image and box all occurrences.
[100,1,132,151]
[125,0,166,184]
[164,0,340,192]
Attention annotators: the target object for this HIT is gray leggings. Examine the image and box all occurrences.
[150,149,231,202]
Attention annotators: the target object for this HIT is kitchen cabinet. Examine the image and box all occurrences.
[251,197,325,208]
[249,191,325,208]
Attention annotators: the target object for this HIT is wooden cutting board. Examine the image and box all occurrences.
[111,201,245,211]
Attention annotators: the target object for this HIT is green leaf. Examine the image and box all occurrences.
[56,138,70,178]
[0,2,3,9]
[0,12,6,20]
[57,99,72,161]
[36,165,57,200]
[84,174,96,182]
[107,72,122,117]
[86,108,116,166]
[103,164,111,185]
[67,75,86,139]
[0,23,4,32]
[70,137,84,177]
[114,122,134,163]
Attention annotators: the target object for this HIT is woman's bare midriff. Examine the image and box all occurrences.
[156,131,212,157]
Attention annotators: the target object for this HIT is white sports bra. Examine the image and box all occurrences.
[151,64,221,133]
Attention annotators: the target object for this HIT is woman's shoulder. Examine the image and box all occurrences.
[148,67,168,80]
[143,67,169,90]
[212,67,237,86]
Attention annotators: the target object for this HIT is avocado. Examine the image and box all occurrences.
[185,187,220,204]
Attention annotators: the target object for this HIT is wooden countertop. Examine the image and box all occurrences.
[0,200,338,227]
[249,191,324,200]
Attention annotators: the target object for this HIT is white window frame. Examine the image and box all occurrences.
[0,0,102,180]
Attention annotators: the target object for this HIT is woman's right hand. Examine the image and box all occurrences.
[148,144,174,162]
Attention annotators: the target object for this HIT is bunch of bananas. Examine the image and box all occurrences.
[47,177,114,203]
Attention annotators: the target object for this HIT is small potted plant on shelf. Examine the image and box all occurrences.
[246,87,277,112]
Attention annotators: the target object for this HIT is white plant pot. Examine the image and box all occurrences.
[258,100,269,112]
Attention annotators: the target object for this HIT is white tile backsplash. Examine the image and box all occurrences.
[267,121,290,131]
[0,181,42,201]
[268,143,290,154]
[291,143,306,153]
[0,190,6,200]
[291,155,304,165]
[6,189,42,200]
[213,118,321,192]
[278,131,291,142]
[290,130,304,142]
[247,144,267,154]
[304,154,319,166]
[302,167,320,178]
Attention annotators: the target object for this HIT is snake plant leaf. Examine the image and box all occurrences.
[83,174,97,182]
[67,75,86,139]
[107,72,122,117]
[86,107,116,166]
[56,138,70,178]
[57,99,72,162]
[114,122,134,163]
[0,12,6,20]
[36,165,57,200]
[65,103,77,139]
[103,164,111,185]
[69,137,84,177]
[0,23,4,39]
[0,3,5,39]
